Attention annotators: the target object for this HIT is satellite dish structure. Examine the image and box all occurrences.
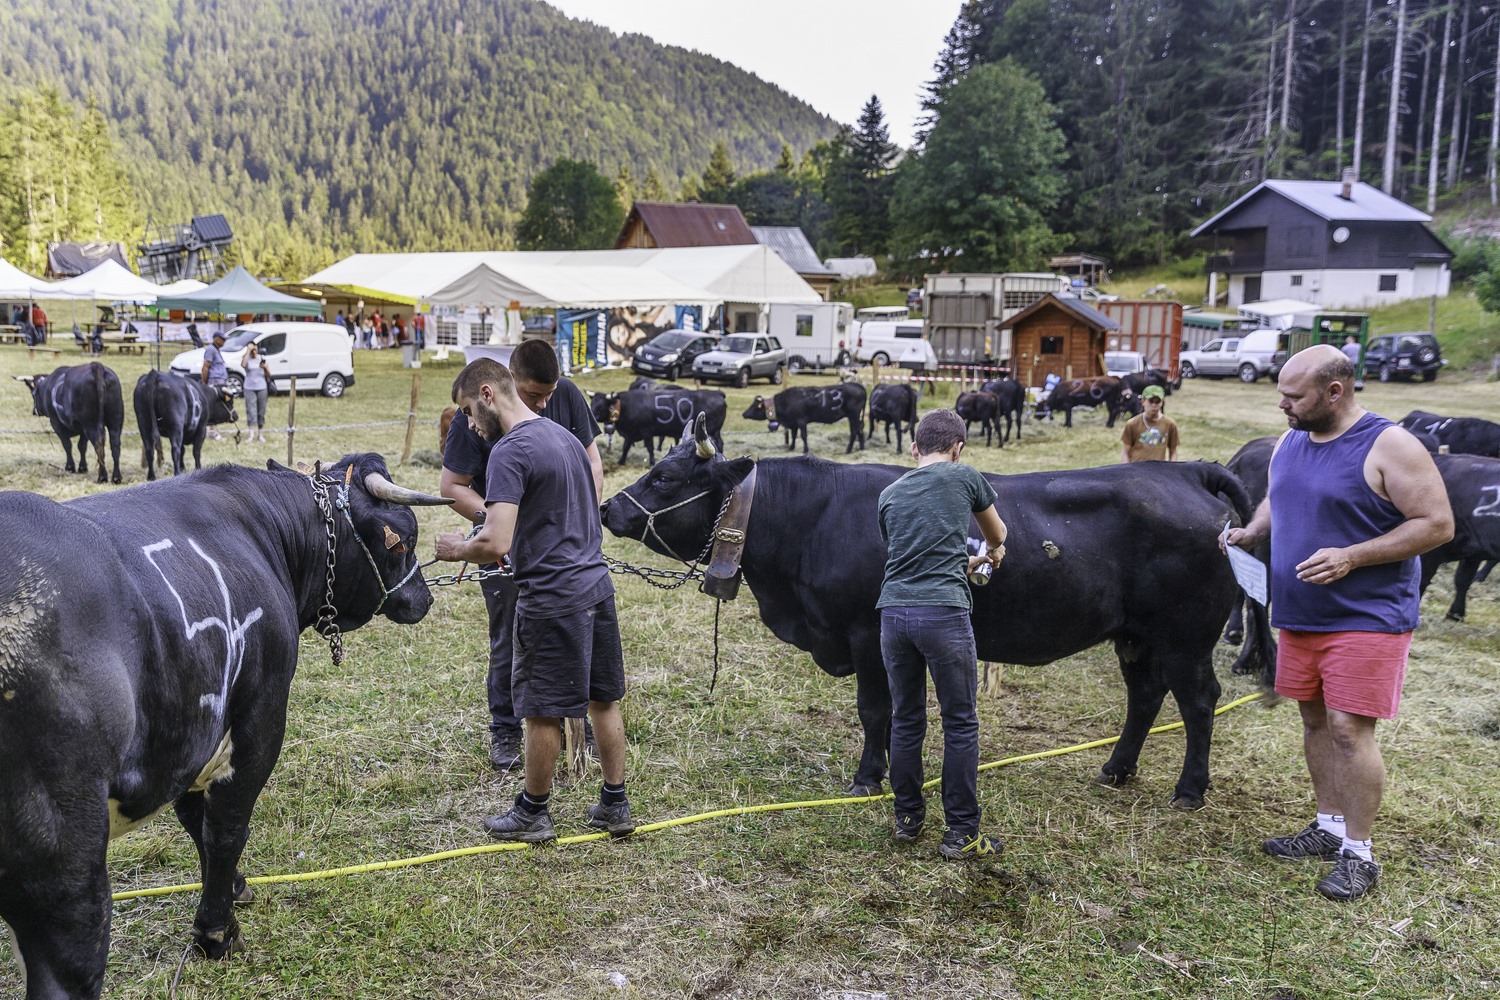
[1332,226,1351,244]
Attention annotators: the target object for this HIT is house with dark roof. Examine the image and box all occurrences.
[615,201,757,250]
[750,226,839,300]
[1192,173,1452,310]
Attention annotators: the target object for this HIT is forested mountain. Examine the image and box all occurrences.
[0,0,834,273]
[922,0,1500,267]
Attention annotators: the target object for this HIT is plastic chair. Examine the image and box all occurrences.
[187,323,203,349]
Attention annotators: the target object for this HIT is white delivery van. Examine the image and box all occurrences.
[171,322,356,397]
[854,320,930,366]
[768,301,854,372]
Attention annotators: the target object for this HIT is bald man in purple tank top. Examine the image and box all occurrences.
[1225,344,1453,901]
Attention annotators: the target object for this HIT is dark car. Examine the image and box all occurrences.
[1363,333,1445,383]
[631,329,720,382]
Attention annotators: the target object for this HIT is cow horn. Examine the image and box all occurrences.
[693,413,715,459]
[364,472,455,507]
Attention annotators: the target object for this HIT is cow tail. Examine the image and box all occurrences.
[1194,462,1276,689]
[135,375,157,469]
[91,362,108,457]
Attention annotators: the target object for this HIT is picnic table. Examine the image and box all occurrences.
[0,324,22,345]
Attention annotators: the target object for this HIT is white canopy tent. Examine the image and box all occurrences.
[0,259,57,298]
[424,261,719,312]
[47,259,163,303]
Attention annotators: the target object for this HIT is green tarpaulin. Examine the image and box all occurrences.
[155,265,323,316]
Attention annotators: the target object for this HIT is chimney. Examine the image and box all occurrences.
[1340,168,1356,200]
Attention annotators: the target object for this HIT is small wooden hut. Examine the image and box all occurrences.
[1000,293,1120,386]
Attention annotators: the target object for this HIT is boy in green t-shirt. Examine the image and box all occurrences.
[877,409,1007,859]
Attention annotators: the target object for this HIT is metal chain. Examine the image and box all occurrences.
[308,475,345,665]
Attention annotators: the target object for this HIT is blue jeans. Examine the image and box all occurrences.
[880,606,980,837]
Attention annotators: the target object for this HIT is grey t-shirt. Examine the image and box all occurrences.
[484,417,613,617]
[877,462,998,610]
[203,344,227,385]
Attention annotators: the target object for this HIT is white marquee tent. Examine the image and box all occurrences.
[0,259,56,298]
[47,259,164,302]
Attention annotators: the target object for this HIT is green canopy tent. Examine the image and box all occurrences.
[153,266,325,369]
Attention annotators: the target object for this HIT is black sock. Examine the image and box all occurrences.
[601,781,627,806]
[518,789,550,814]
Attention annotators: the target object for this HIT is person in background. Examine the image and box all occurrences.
[1119,384,1179,463]
[201,330,228,441]
[241,341,271,442]
[412,312,426,351]
[434,358,632,843]
[30,302,47,342]
[878,408,1007,860]
[1225,345,1452,901]
[440,340,603,772]
[1342,335,1366,390]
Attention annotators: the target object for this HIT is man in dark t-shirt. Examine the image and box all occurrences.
[436,357,633,843]
[440,341,602,771]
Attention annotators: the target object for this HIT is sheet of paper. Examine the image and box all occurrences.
[1220,525,1268,606]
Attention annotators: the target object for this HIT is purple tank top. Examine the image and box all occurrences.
[1268,411,1420,633]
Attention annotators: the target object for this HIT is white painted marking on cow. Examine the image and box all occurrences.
[190,392,203,430]
[141,538,264,717]
[1474,485,1500,518]
[107,798,170,840]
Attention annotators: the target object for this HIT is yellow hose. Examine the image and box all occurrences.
[112,691,1266,902]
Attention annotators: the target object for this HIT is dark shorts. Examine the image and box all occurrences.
[512,596,626,719]
[1275,629,1412,719]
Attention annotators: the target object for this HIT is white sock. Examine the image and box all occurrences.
[1316,812,1346,839]
[1341,836,1374,862]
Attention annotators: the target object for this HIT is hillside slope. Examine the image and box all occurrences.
[0,0,835,259]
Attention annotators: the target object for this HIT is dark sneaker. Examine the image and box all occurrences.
[938,832,1002,860]
[586,799,635,837]
[489,729,522,771]
[1316,850,1380,901]
[1263,822,1342,861]
[893,814,924,842]
[482,803,556,843]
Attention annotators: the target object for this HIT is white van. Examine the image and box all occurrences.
[854,320,929,366]
[171,322,356,397]
[1232,329,1289,383]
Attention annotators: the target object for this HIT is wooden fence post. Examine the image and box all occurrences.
[286,378,297,466]
[399,372,421,465]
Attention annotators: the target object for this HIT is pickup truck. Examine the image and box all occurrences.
[691,333,788,387]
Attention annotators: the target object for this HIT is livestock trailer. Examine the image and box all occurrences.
[768,301,854,372]
[1099,300,1183,380]
[1285,311,1369,364]
[923,272,1070,364]
[1181,311,1250,351]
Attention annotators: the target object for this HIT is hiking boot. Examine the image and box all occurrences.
[938,831,1002,860]
[481,801,556,843]
[585,799,636,837]
[1316,850,1381,901]
[893,813,924,843]
[1263,822,1342,861]
[488,728,522,771]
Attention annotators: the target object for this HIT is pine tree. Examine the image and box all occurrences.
[824,96,898,256]
[699,140,737,203]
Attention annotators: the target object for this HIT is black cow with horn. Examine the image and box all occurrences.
[0,454,450,998]
[603,416,1272,809]
[133,369,239,480]
[16,362,125,484]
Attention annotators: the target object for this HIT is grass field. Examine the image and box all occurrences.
[2,343,1499,998]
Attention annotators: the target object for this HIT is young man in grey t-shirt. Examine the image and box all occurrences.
[877,409,1006,859]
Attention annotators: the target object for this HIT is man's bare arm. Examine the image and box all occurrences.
[435,501,518,564]
[439,467,486,524]
[585,440,604,504]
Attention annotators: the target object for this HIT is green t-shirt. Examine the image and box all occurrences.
[876,461,998,610]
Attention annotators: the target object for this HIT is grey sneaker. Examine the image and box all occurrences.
[1263,822,1342,861]
[938,831,1002,860]
[893,813,924,842]
[489,728,522,771]
[1316,850,1381,901]
[482,801,556,843]
[586,799,635,837]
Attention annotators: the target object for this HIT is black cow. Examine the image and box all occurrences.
[590,388,726,465]
[603,419,1271,808]
[743,384,867,455]
[955,391,1002,447]
[980,379,1027,444]
[1420,453,1500,621]
[1121,369,1174,398]
[0,454,449,998]
[134,370,238,480]
[867,383,918,452]
[17,363,124,484]
[1397,410,1500,458]
[1038,375,1140,428]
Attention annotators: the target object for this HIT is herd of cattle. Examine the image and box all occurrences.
[5,360,1500,998]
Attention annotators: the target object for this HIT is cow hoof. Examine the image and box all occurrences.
[233,875,254,905]
[1169,794,1206,811]
[844,779,883,797]
[1446,612,1465,623]
[1095,769,1134,789]
[191,922,244,960]
[1222,630,1243,646]
[112,474,122,485]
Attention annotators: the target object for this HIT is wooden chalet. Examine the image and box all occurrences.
[1000,293,1120,386]
[615,201,757,249]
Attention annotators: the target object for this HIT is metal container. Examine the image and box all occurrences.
[967,541,993,586]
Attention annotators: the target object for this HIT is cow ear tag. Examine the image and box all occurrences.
[383,525,402,550]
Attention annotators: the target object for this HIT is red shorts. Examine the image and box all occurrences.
[1275,629,1412,719]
